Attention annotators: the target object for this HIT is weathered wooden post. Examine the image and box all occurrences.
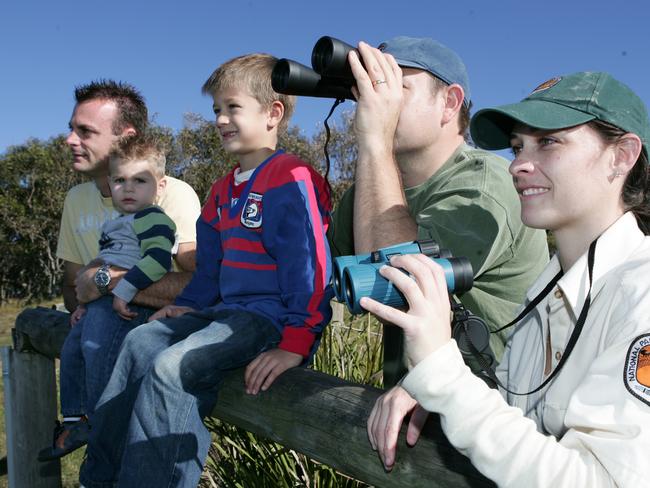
[1,307,70,488]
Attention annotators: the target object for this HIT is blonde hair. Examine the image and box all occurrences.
[202,53,296,134]
[108,133,166,178]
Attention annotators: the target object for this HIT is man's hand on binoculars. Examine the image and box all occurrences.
[349,41,402,153]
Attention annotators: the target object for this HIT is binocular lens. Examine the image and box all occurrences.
[271,59,291,92]
[311,37,333,75]
[344,277,354,307]
[311,36,356,79]
[332,272,342,300]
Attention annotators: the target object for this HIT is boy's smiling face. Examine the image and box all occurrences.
[212,87,279,170]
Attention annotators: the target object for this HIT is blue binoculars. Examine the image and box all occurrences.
[333,240,474,315]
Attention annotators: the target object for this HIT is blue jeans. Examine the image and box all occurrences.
[79,308,281,488]
[59,296,154,417]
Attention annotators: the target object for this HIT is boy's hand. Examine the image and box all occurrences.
[244,349,302,395]
[70,305,86,326]
[113,296,137,320]
[149,304,195,322]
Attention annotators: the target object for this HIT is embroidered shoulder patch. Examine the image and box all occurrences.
[624,334,650,406]
[241,192,263,229]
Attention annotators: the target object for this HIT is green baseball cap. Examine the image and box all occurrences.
[470,71,650,157]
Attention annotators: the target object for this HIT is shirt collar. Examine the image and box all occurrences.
[404,142,469,194]
[526,212,644,316]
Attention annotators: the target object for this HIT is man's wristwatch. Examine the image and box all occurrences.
[94,264,112,296]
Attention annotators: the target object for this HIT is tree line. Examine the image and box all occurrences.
[0,111,357,303]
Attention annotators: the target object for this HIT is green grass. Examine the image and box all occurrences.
[0,301,384,487]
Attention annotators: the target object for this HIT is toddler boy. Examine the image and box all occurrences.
[39,135,176,461]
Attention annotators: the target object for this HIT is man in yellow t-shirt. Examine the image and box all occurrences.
[57,80,201,312]
[41,80,201,462]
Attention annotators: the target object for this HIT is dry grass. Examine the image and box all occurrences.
[0,298,85,488]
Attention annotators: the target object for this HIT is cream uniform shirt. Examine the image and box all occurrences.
[402,212,650,486]
[56,177,201,269]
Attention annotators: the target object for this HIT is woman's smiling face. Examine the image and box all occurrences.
[508,123,618,233]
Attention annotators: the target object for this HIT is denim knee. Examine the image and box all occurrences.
[150,347,185,387]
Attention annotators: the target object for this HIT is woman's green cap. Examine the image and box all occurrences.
[470,72,650,157]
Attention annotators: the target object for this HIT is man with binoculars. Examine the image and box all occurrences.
[326,37,549,385]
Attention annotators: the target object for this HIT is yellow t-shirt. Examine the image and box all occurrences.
[56,177,201,268]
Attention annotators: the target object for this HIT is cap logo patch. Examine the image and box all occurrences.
[531,77,561,94]
[624,334,650,406]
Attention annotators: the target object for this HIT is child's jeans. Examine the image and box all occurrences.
[59,296,154,417]
[79,308,281,488]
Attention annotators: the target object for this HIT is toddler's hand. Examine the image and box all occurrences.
[113,296,137,320]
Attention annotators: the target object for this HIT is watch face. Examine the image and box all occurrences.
[94,269,111,287]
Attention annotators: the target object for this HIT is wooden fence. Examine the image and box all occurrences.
[1,307,493,487]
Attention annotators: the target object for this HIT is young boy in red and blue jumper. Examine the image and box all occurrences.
[79,53,333,488]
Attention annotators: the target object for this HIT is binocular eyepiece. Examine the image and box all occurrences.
[333,240,474,315]
[272,36,358,100]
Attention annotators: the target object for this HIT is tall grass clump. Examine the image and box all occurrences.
[201,303,383,487]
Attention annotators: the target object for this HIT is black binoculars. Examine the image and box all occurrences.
[272,36,358,100]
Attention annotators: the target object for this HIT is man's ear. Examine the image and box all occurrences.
[267,101,285,129]
[441,84,464,126]
[612,133,643,176]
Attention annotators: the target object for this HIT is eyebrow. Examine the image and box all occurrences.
[70,121,97,133]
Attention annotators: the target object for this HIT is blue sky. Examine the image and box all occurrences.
[2,0,649,155]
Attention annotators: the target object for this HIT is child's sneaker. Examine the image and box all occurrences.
[37,416,89,461]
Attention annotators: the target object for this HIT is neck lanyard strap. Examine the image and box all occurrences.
[492,269,564,334]
[479,238,598,396]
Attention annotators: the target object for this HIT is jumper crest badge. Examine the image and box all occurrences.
[241,192,263,228]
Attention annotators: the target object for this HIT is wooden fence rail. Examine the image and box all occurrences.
[2,307,493,487]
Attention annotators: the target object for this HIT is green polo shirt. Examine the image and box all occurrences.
[328,143,549,361]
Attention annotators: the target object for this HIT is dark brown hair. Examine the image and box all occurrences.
[74,80,148,135]
[590,119,650,234]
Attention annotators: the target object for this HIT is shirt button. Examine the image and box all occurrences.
[555,351,562,361]
[554,289,563,299]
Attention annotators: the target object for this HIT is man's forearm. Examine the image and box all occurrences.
[353,148,418,253]
[130,271,193,309]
